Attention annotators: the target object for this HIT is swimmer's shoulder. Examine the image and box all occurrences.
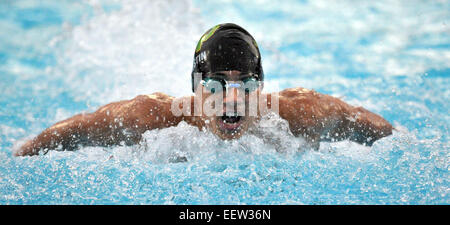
[279,87,319,98]
[130,92,176,114]
[133,93,182,127]
[95,92,174,114]
[278,87,324,107]
[140,92,175,103]
[279,87,346,108]
[110,92,183,130]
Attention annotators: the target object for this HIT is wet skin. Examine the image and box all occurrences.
[15,71,393,156]
[195,71,258,140]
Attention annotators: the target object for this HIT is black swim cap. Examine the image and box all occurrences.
[191,23,264,92]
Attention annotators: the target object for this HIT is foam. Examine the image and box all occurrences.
[51,0,204,106]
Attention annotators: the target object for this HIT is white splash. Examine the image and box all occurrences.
[51,0,205,106]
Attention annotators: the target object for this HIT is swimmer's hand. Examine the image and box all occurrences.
[15,93,180,156]
[278,87,393,149]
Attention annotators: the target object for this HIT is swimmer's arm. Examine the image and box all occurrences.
[15,93,180,156]
[278,88,393,149]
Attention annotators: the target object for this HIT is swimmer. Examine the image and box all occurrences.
[15,23,393,156]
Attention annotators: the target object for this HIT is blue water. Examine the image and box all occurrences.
[0,0,449,204]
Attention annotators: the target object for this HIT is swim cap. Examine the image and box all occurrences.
[191,23,264,92]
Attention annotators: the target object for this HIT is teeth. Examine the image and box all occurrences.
[221,115,241,124]
[224,113,239,117]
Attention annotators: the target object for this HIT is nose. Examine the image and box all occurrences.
[223,87,245,104]
[223,87,246,116]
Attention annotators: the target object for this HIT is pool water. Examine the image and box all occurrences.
[0,0,448,204]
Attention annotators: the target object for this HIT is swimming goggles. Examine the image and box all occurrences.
[200,73,260,94]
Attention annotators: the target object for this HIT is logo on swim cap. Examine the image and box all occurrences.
[252,39,258,48]
[195,24,221,53]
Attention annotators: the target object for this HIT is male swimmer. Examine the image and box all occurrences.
[15,23,393,156]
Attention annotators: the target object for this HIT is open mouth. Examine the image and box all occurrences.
[217,115,244,131]
[222,115,242,123]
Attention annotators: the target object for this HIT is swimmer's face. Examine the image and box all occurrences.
[197,70,261,140]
